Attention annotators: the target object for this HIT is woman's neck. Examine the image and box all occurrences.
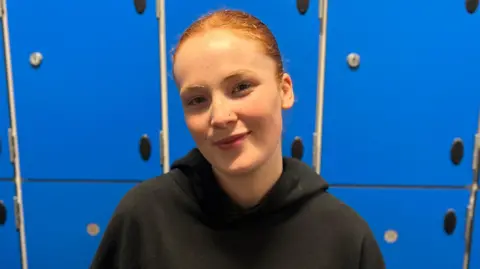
[213,145,284,208]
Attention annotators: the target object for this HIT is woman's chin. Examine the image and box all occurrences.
[216,159,257,176]
[211,152,262,177]
[202,143,260,175]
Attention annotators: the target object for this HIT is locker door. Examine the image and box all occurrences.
[321,0,480,186]
[7,0,162,181]
[22,182,137,269]
[0,182,21,269]
[165,1,319,165]
[329,187,467,269]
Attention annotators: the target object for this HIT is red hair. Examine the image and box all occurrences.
[172,9,284,78]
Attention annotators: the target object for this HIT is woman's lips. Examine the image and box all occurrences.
[213,132,250,149]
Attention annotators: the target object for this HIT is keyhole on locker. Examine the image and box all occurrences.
[347,53,360,70]
[30,52,43,68]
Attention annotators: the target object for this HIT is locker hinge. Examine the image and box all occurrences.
[318,0,327,20]
[8,128,16,164]
[318,0,327,34]
[312,132,318,172]
[473,133,480,172]
[0,0,4,19]
[318,0,322,19]
[159,130,164,166]
[13,196,20,231]
[155,0,161,19]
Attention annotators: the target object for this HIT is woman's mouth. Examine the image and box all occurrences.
[213,132,250,150]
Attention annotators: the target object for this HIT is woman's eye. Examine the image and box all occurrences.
[187,96,206,106]
[233,82,252,93]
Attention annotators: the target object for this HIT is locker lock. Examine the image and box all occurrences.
[87,223,100,236]
[0,200,6,225]
[384,229,398,243]
[347,53,360,69]
[30,52,43,68]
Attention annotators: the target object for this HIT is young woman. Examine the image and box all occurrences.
[90,9,385,269]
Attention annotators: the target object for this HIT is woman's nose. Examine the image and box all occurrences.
[210,101,237,128]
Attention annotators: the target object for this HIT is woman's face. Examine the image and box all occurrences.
[173,29,294,176]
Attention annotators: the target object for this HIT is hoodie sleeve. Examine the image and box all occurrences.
[359,228,386,269]
[89,205,143,269]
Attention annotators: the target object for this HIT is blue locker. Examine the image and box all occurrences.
[22,182,137,269]
[321,0,480,186]
[165,1,319,165]
[329,187,468,269]
[6,0,162,181]
[0,182,21,269]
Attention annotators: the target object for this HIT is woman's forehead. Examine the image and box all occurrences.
[173,31,275,86]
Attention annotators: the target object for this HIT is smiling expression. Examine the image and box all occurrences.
[173,29,294,175]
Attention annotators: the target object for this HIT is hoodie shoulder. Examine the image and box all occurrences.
[322,192,385,268]
[89,170,193,269]
[315,191,371,232]
[303,191,385,268]
[114,169,191,215]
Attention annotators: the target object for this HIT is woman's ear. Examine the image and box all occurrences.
[280,73,294,110]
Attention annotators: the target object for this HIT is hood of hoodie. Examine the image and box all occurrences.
[171,148,329,228]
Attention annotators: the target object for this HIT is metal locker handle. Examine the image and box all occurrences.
[0,200,6,225]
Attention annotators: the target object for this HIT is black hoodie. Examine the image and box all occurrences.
[90,149,385,269]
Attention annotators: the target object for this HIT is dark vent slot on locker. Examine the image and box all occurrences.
[450,138,464,165]
[297,0,309,15]
[139,135,152,161]
[444,209,457,235]
[466,0,479,14]
[0,201,6,225]
[291,137,304,160]
[134,0,146,14]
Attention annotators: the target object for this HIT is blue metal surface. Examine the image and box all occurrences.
[321,0,480,186]
[329,187,468,269]
[6,0,162,181]
[22,181,137,269]
[165,0,320,165]
[0,181,21,269]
